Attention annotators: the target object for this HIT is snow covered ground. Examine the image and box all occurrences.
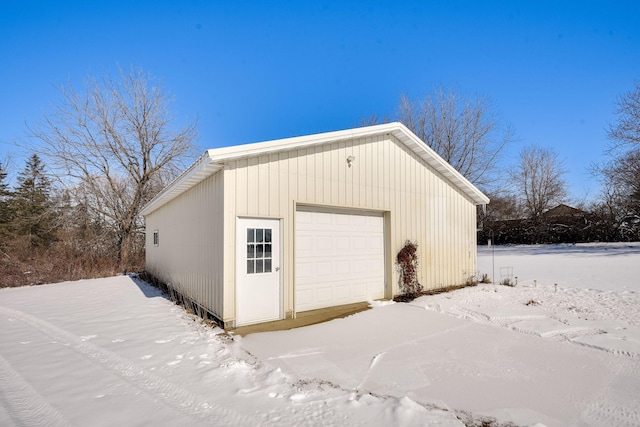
[1,243,639,426]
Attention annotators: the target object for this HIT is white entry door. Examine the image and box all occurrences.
[236,218,281,326]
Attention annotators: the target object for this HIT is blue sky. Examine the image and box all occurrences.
[1,1,639,200]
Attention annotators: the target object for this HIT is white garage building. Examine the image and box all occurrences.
[141,122,489,328]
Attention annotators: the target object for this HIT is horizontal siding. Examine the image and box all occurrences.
[145,170,224,320]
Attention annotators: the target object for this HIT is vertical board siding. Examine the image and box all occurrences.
[222,166,236,321]
[145,133,480,325]
[222,134,479,320]
[145,170,225,320]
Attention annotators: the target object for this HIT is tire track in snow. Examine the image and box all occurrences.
[0,305,253,426]
[540,326,603,340]
[571,340,640,359]
[0,354,72,427]
[452,307,617,352]
[449,306,493,325]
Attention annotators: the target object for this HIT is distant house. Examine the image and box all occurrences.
[481,203,590,245]
[141,123,489,328]
[542,204,584,219]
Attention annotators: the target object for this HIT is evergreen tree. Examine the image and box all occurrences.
[0,161,12,241]
[11,154,57,247]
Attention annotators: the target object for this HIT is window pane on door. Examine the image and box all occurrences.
[246,227,274,275]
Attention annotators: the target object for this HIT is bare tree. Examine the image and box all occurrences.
[608,80,640,150]
[588,80,640,241]
[396,87,515,189]
[593,150,640,238]
[479,191,521,222]
[511,146,567,220]
[30,66,198,270]
[606,80,640,228]
[602,150,640,202]
[359,113,391,127]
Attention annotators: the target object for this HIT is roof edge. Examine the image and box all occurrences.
[388,123,490,206]
[141,122,490,216]
[205,122,406,162]
[140,150,218,216]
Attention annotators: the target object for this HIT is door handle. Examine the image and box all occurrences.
[275,267,280,271]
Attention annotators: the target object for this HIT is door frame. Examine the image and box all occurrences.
[235,217,283,326]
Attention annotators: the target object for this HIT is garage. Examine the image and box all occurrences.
[143,122,489,328]
[295,207,385,312]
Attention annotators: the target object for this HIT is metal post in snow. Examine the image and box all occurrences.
[491,230,495,284]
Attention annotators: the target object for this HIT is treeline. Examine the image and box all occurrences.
[477,80,640,245]
[2,69,639,286]
[1,66,197,288]
[0,155,139,287]
[478,201,640,245]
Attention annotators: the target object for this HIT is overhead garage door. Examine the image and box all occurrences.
[295,207,385,312]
